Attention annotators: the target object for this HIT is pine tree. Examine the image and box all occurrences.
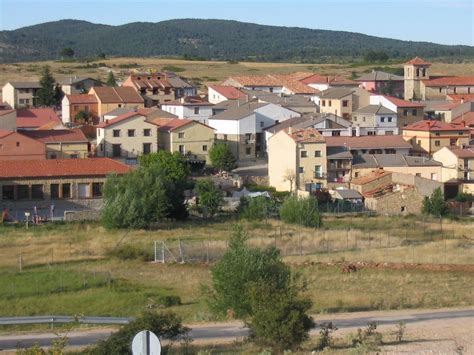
[35,66,57,107]
[106,71,117,86]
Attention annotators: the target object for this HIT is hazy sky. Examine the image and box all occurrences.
[1,0,473,45]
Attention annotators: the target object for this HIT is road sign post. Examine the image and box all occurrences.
[132,330,161,355]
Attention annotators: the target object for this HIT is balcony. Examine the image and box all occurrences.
[328,163,351,170]
[244,139,255,145]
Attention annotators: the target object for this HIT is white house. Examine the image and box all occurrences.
[207,85,246,104]
[161,97,214,124]
[352,105,399,136]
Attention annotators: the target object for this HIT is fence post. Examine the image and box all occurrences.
[154,241,157,263]
[206,241,210,264]
[179,238,185,264]
[346,229,349,250]
[19,253,23,273]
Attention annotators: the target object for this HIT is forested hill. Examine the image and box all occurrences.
[1,19,473,63]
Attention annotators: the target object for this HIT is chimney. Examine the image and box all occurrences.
[288,126,293,134]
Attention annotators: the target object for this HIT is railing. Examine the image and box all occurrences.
[0,316,131,326]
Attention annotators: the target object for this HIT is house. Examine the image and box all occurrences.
[96,111,159,161]
[325,135,412,156]
[0,158,131,219]
[1,82,41,108]
[61,94,99,125]
[21,129,89,159]
[153,118,215,165]
[404,57,474,100]
[356,70,404,98]
[352,105,399,135]
[208,85,246,104]
[0,130,46,160]
[432,101,474,123]
[103,107,178,121]
[0,109,17,131]
[122,72,196,107]
[268,128,327,192]
[89,87,144,117]
[222,75,284,94]
[433,145,474,194]
[333,189,363,203]
[352,154,443,181]
[300,74,359,91]
[59,77,103,95]
[241,89,317,113]
[16,108,62,131]
[370,95,425,128]
[326,146,353,188]
[160,97,214,124]
[402,120,470,156]
[318,88,353,119]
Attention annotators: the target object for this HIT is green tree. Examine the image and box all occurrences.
[239,196,275,221]
[422,187,449,217]
[89,311,190,354]
[209,143,236,172]
[279,195,321,227]
[35,66,58,107]
[106,71,117,86]
[195,179,223,218]
[60,47,74,58]
[139,151,190,183]
[364,50,389,63]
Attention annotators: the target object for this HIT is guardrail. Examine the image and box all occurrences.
[0,316,132,326]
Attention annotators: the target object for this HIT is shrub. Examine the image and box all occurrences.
[279,196,321,227]
[195,179,223,218]
[239,196,275,221]
[455,192,473,203]
[315,322,338,351]
[209,143,236,172]
[422,188,449,217]
[156,295,182,307]
[107,244,153,261]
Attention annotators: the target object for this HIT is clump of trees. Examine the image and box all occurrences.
[35,66,62,107]
[60,47,75,59]
[422,187,449,217]
[364,50,389,63]
[207,225,314,350]
[106,71,117,86]
[209,143,236,172]
[279,195,321,227]
[195,179,223,218]
[238,196,275,221]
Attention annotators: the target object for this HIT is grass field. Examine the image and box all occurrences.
[1,57,473,91]
[0,216,472,323]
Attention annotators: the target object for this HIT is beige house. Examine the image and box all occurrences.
[96,112,159,160]
[0,109,17,131]
[1,82,41,108]
[89,87,144,117]
[22,129,89,159]
[433,145,474,193]
[153,118,215,165]
[268,128,326,192]
[319,88,353,119]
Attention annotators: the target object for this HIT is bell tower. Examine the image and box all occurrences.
[404,57,431,100]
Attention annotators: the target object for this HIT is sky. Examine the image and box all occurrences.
[0,0,473,46]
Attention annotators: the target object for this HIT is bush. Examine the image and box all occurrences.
[455,192,473,203]
[195,179,223,218]
[209,143,236,172]
[107,244,153,261]
[156,295,182,307]
[422,188,449,217]
[239,196,275,221]
[315,322,338,351]
[279,196,321,227]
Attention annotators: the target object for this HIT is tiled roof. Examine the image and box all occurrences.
[423,76,474,87]
[0,158,131,179]
[405,57,431,65]
[154,118,194,132]
[210,102,267,121]
[355,71,404,82]
[351,170,392,185]
[444,145,474,158]
[381,95,425,108]
[403,120,470,132]
[452,112,474,127]
[21,129,88,143]
[0,109,15,117]
[325,135,412,149]
[320,88,354,99]
[59,77,100,85]
[268,75,319,94]
[66,94,98,104]
[16,108,61,129]
[0,130,46,159]
[228,75,282,87]
[162,96,213,106]
[91,87,144,104]
[96,112,150,128]
[353,154,441,168]
[354,105,396,115]
[285,128,325,143]
[301,74,358,86]
[8,81,41,89]
[446,94,474,103]
[208,85,246,99]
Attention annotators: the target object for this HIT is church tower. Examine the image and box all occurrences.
[404,57,431,100]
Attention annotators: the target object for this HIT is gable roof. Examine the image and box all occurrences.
[356,71,404,82]
[21,129,88,143]
[285,127,325,143]
[153,118,214,132]
[406,57,431,66]
[59,77,101,86]
[16,108,61,129]
[452,112,474,127]
[300,74,358,86]
[8,81,41,89]
[66,94,98,104]
[162,96,213,107]
[423,76,474,87]
[403,120,470,132]
[91,87,144,104]
[380,95,425,108]
[227,75,282,87]
[268,75,319,94]
[320,88,353,99]
[351,170,392,185]
[353,154,441,168]
[0,129,46,158]
[446,94,474,103]
[0,158,131,179]
[443,145,474,158]
[210,102,268,121]
[0,109,15,117]
[325,135,412,149]
[354,105,397,115]
[96,112,148,128]
[208,85,246,99]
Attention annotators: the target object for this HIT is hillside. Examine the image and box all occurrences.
[1,19,473,63]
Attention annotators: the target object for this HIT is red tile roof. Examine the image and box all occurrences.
[351,170,391,185]
[21,129,88,143]
[405,57,431,66]
[452,112,474,127]
[300,74,358,86]
[91,87,144,104]
[208,85,246,99]
[0,158,131,179]
[445,145,474,158]
[0,109,15,117]
[153,118,214,132]
[403,120,471,132]
[227,75,282,87]
[325,135,412,149]
[285,128,325,143]
[381,95,425,108]
[0,130,46,160]
[16,108,61,129]
[66,94,98,104]
[423,76,474,87]
[269,74,319,94]
[447,94,474,103]
[96,112,157,128]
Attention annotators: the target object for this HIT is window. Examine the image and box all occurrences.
[435,132,440,136]
[202,145,208,152]
[143,129,151,137]
[343,113,350,119]
[245,147,252,156]
[314,165,322,178]
[2,185,14,200]
[74,105,79,111]
[78,183,90,198]
[416,173,421,177]
[342,100,348,107]
[51,184,59,199]
[143,143,152,155]
[435,140,440,147]
[70,154,78,159]
[403,109,408,116]
[269,88,274,93]
[128,129,136,137]
[194,107,200,115]
[381,117,385,122]
[223,134,228,141]
[321,100,326,107]
[315,150,322,157]
[62,184,71,199]
[385,131,394,135]
[112,144,121,157]
[260,121,264,128]
[298,166,304,173]
[113,130,120,137]
[362,117,366,122]
[332,131,341,136]
[178,132,185,138]
[431,173,437,181]
[328,100,332,107]
[300,150,308,158]
[388,117,393,123]
[31,185,43,200]
[245,133,252,141]
[179,145,185,154]
[368,131,375,136]
[17,185,29,200]
[92,183,103,197]
[412,109,417,116]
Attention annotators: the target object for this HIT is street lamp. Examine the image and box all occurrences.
[24,212,30,229]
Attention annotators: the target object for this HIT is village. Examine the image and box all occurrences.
[0,56,473,221]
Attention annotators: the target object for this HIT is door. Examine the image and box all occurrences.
[112,144,121,157]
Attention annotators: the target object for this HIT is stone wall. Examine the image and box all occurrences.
[64,210,101,222]
[365,186,423,215]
